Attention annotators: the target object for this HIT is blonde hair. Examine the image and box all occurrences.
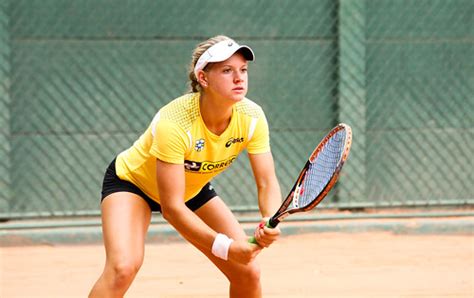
[187,35,233,93]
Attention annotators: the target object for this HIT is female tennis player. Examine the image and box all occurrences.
[88,35,282,298]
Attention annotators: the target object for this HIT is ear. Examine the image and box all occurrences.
[197,71,208,88]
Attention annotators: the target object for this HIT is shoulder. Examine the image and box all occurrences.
[234,97,265,119]
[158,93,200,130]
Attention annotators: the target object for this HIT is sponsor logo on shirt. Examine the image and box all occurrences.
[225,137,244,148]
[184,160,202,171]
[184,155,237,173]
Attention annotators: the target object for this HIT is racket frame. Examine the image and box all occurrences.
[268,123,352,228]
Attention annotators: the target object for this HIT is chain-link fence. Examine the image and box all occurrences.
[0,0,473,219]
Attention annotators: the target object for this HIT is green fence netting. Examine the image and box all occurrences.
[0,0,473,218]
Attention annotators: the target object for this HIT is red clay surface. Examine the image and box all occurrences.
[1,231,473,297]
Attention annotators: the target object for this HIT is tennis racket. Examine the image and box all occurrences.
[249,123,352,244]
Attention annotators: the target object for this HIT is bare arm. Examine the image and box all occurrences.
[248,151,282,217]
[156,159,215,251]
[156,158,261,263]
[248,151,282,247]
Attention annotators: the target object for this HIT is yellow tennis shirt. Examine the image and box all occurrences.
[115,92,270,204]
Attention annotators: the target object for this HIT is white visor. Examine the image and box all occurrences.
[194,40,255,78]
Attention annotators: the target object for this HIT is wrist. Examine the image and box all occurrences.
[211,233,234,260]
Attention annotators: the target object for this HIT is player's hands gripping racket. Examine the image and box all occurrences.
[249,123,352,245]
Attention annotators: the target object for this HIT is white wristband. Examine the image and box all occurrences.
[211,233,234,261]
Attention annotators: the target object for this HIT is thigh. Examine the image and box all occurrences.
[101,192,152,264]
[194,196,246,241]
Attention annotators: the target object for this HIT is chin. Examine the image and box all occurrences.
[231,92,247,101]
[230,96,245,103]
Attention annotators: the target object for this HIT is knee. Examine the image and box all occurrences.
[108,259,142,289]
[228,262,261,286]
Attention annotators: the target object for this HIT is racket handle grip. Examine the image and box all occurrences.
[248,236,259,244]
[247,218,278,244]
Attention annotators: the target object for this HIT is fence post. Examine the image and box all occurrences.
[0,1,11,216]
[337,0,367,206]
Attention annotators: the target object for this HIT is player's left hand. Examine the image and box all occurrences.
[253,217,281,248]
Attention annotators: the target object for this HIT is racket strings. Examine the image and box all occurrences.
[299,130,346,207]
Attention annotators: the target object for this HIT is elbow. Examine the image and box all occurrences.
[160,205,174,222]
[160,202,184,223]
[161,208,172,222]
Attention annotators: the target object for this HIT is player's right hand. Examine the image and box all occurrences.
[227,239,262,264]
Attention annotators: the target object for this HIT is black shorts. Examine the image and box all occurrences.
[101,158,217,212]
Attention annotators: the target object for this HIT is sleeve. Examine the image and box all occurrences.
[246,113,271,154]
[149,119,189,164]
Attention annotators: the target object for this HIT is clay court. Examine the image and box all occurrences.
[1,218,473,298]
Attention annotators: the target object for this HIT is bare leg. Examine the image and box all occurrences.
[195,196,262,298]
[88,192,151,298]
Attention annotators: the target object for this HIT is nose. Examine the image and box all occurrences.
[234,71,244,83]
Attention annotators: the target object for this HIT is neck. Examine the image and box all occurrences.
[199,92,234,136]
